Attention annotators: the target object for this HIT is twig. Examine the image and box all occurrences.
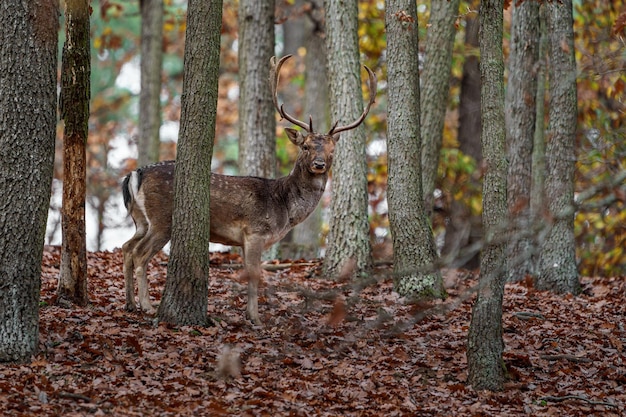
[58,391,93,402]
[539,354,592,363]
[539,395,618,408]
[513,311,546,320]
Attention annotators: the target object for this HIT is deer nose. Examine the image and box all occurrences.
[312,159,326,170]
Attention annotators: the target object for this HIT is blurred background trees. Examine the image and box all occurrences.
[46,0,626,278]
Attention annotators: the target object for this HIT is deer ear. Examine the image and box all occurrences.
[285,128,305,146]
[332,133,340,142]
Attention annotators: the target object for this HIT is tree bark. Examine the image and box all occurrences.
[290,0,328,259]
[420,0,460,215]
[57,0,90,307]
[466,0,507,391]
[537,0,580,294]
[138,0,164,167]
[238,0,276,178]
[157,0,222,326]
[385,0,445,299]
[323,0,372,280]
[457,11,482,163]
[530,6,548,251]
[505,0,539,282]
[442,10,482,269]
[238,0,276,260]
[0,0,58,362]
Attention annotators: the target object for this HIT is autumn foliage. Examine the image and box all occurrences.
[47,1,626,277]
[0,247,623,416]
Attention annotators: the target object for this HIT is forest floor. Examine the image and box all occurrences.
[0,246,624,416]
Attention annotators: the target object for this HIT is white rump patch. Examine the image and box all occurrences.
[128,171,140,200]
[135,188,150,230]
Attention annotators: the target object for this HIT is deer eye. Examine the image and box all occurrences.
[302,144,310,151]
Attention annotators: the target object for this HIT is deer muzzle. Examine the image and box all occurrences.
[312,159,327,172]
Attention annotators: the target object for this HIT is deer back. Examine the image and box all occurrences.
[123,140,333,251]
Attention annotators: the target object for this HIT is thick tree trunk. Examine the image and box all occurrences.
[138,0,163,167]
[323,0,372,280]
[0,0,58,362]
[537,0,580,294]
[157,0,222,326]
[385,0,445,299]
[505,0,539,282]
[420,0,460,215]
[467,0,507,391]
[238,0,276,178]
[58,0,90,307]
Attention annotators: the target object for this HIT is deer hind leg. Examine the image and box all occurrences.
[122,221,148,312]
[132,229,170,314]
[243,236,265,326]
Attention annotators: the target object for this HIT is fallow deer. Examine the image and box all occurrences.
[121,55,376,325]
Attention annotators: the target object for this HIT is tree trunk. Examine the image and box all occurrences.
[457,11,482,164]
[238,0,277,259]
[530,6,548,254]
[290,0,328,259]
[537,0,580,294]
[0,0,58,362]
[442,10,482,269]
[238,0,276,178]
[466,0,507,391]
[505,0,539,282]
[420,0,460,215]
[323,0,372,280]
[57,0,90,307]
[281,0,306,56]
[138,0,163,167]
[385,0,445,299]
[157,0,222,326]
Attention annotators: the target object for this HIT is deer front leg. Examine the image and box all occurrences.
[243,238,264,326]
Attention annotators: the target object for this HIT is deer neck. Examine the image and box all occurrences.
[279,160,328,227]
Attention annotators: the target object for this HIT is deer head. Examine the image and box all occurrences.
[269,55,377,176]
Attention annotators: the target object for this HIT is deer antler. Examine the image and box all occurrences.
[328,65,377,136]
[270,55,311,132]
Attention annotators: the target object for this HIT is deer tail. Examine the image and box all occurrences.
[122,170,142,211]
